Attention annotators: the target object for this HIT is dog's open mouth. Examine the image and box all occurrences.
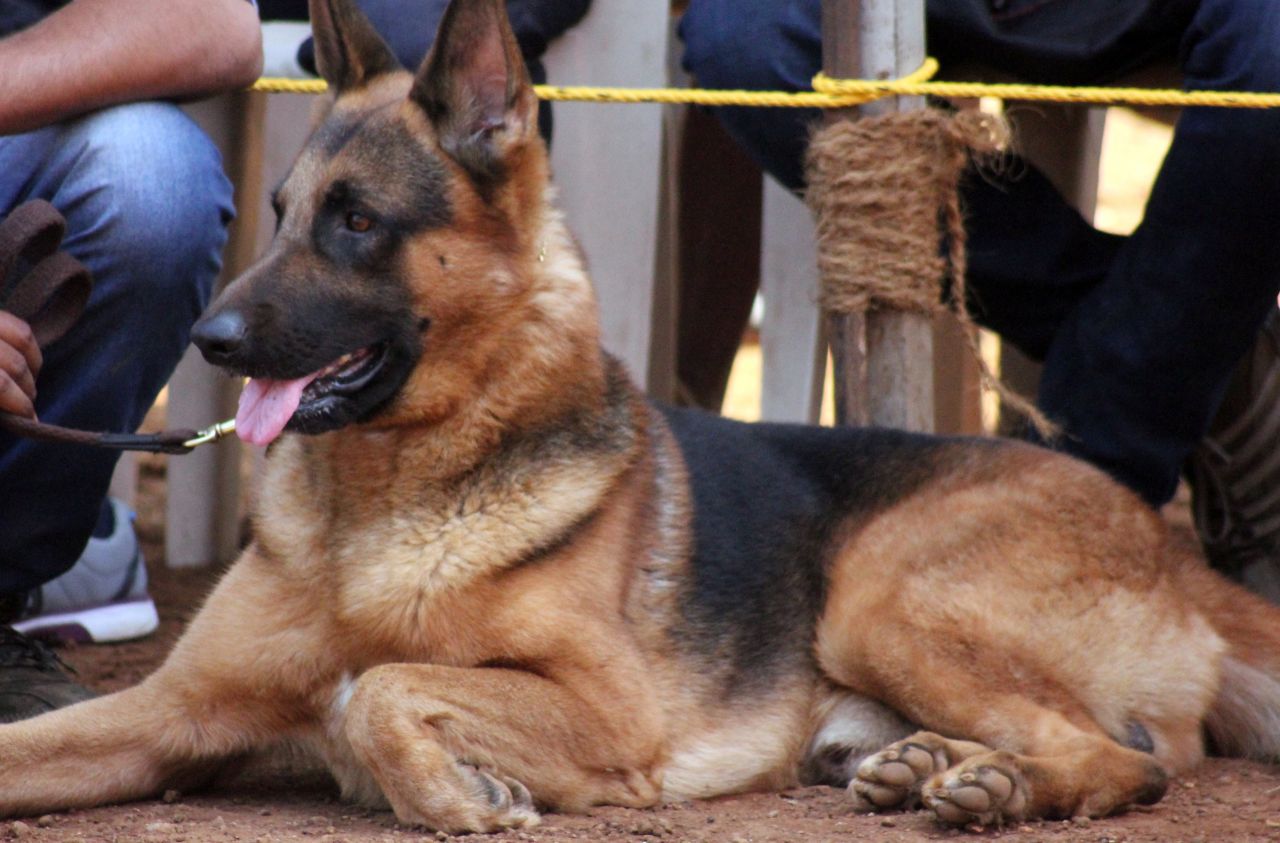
[302,344,386,403]
[236,343,388,446]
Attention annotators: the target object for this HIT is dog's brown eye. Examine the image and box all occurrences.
[346,212,372,233]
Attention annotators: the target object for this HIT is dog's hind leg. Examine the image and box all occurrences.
[917,732,1167,825]
[815,591,1182,824]
[850,720,1168,826]
[816,587,1178,824]
[338,662,664,834]
[811,450,1230,824]
[823,645,1172,824]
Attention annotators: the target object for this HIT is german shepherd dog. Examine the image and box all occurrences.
[1,0,1278,833]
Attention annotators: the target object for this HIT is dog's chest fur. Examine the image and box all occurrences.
[250,389,644,661]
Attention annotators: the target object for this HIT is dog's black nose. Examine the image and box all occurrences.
[191,309,248,365]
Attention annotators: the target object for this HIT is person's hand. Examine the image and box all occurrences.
[0,312,41,418]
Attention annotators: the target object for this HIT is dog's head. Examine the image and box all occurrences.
[192,0,577,446]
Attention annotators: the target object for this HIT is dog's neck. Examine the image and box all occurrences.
[249,351,642,625]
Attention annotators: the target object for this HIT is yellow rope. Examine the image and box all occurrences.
[813,58,1280,108]
[249,75,864,105]
[250,56,1280,109]
[251,77,329,95]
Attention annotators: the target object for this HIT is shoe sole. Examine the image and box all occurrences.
[12,598,160,644]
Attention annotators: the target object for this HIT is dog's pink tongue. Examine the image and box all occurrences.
[236,376,315,446]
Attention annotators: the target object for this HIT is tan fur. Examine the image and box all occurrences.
[1,0,1278,832]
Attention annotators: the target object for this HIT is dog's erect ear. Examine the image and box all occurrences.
[309,0,402,94]
[409,0,539,190]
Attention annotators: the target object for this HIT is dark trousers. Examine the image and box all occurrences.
[679,0,1280,506]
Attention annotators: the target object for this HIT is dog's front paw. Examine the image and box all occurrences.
[463,763,538,821]
[848,738,948,811]
[921,753,1027,827]
[453,762,539,832]
[387,761,540,834]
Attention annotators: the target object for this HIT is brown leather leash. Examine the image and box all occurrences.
[0,200,235,456]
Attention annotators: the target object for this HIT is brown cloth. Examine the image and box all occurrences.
[0,201,198,453]
[0,199,91,348]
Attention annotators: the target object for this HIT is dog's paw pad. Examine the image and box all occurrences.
[848,742,944,812]
[923,762,1025,826]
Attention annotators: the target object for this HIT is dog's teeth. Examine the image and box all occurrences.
[317,352,355,380]
[311,348,374,385]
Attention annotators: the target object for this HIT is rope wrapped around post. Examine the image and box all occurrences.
[803,107,1058,439]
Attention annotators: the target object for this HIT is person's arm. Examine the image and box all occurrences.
[0,0,264,135]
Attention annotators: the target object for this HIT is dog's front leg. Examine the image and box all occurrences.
[339,662,664,834]
[0,681,238,816]
[0,550,333,817]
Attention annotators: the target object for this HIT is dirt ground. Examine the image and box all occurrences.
[4,443,1270,843]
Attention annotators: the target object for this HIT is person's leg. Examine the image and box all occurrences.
[1035,0,1280,506]
[0,102,234,596]
[956,170,1124,361]
[682,0,1280,508]
[676,0,1125,390]
[678,0,820,193]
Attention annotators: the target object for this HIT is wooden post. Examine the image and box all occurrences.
[543,0,671,397]
[822,0,933,432]
[166,90,267,567]
[760,178,825,424]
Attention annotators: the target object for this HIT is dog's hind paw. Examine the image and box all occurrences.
[921,753,1027,827]
[848,739,948,811]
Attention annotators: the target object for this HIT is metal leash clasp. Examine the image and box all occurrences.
[182,419,237,450]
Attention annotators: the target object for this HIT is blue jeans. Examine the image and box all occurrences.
[680,0,1280,506]
[0,102,233,594]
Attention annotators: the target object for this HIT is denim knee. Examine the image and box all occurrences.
[52,102,233,318]
[679,0,822,189]
[31,101,236,437]
[1181,0,1280,92]
[680,0,819,92]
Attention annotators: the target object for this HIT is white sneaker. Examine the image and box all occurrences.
[13,498,159,644]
